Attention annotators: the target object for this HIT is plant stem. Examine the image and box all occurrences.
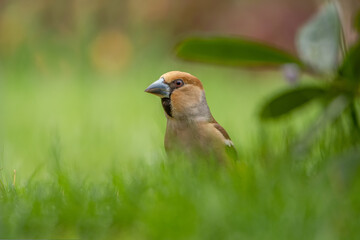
[333,0,348,58]
[349,101,360,134]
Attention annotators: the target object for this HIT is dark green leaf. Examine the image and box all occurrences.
[296,2,340,74]
[355,11,360,33]
[260,86,326,120]
[339,41,360,82]
[175,36,301,67]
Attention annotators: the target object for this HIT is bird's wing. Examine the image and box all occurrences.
[211,122,238,161]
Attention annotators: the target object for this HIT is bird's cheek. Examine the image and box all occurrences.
[171,88,201,114]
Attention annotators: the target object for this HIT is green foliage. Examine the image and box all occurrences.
[1,156,360,239]
[331,147,360,185]
[1,120,360,239]
[176,36,301,67]
[174,2,360,156]
[2,54,360,238]
[1,1,360,239]
[339,41,360,83]
[260,86,326,119]
[355,10,360,33]
[1,67,358,239]
[294,95,351,155]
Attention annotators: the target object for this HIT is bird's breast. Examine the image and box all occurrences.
[164,119,226,158]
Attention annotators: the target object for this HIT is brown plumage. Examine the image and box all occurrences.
[145,71,237,162]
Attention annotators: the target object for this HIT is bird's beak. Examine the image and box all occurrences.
[144,78,171,98]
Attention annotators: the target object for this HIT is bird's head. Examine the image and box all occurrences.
[145,71,211,121]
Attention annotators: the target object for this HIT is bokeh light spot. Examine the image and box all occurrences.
[89,30,133,74]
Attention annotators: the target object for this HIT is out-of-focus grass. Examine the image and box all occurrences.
[1,50,359,239]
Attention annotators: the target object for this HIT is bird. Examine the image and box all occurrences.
[145,71,237,162]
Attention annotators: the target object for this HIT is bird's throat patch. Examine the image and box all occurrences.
[161,98,172,117]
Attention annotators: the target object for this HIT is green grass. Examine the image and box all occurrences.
[1,54,360,239]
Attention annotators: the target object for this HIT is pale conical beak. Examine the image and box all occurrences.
[144,78,171,98]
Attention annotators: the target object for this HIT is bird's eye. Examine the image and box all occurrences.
[174,79,184,88]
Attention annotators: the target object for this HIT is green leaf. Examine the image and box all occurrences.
[296,2,341,74]
[260,86,326,120]
[339,41,360,82]
[175,36,301,67]
[330,147,360,187]
[355,11,360,33]
[293,95,350,156]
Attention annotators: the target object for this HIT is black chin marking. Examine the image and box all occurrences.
[161,98,172,117]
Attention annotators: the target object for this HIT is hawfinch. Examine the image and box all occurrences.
[145,71,237,162]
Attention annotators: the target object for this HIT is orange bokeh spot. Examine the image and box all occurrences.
[89,30,133,74]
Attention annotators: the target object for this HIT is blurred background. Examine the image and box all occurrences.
[2,0,359,175]
[2,1,360,239]
[0,0,324,178]
[0,0,320,75]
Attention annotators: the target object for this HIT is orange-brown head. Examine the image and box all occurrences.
[145,71,211,121]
